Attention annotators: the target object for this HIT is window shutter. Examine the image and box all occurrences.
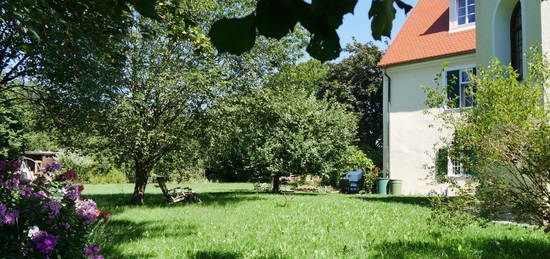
[467,154,479,176]
[447,70,460,108]
[436,148,449,180]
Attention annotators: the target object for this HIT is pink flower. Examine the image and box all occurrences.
[75,199,99,224]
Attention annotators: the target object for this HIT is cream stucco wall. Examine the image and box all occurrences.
[383,54,477,195]
[476,0,547,68]
[542,1,550,57]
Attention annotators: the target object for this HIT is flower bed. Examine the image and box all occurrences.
[0,161,107,258]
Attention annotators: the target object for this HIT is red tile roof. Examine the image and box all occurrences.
[379,0,476,67]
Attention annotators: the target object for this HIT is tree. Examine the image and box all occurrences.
[93,20,215,205]
[209,0,413,61]
[424,52,550,231]
[3,0,413,63]
[204,87,357,192]
[317,42,384,167]
[84,6,305,204]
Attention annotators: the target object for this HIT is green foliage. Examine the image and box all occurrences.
[266,59,329,94]
[0,99,25,160]
[424,50,550,231]
[363,167,381,194]
[209,0,412,61]
[318,42,384,167]
[343,146,376,193]
[57,150,127,184]
[204,87,357,185]
[344,146,375,172]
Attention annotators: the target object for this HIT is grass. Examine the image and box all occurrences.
[83,183,550,259]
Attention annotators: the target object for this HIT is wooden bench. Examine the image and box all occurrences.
[156,177,201,204]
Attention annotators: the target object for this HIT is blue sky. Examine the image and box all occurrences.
[334,0,419,60]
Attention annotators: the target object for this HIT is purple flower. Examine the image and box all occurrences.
[75,199,99,224]
[42,202,62,219]
[10,161,21,170]
[84,245,100,256]
[0,160,8,171]
[30,191,48,200]
[0,160,21,172]
[63,185,81,201]
[3,210,19,224]
[45,162,61,172]
[0,203,19,225]
[19,186,34,197]
[89,256,104,259]
[59,222,70,229]
[30,230,58,254]
[6,173,21,190]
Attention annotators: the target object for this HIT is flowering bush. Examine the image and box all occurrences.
[0,161,108,258]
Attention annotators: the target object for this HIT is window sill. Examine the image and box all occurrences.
[443,107,472,114]
[449,23,475,33]
[446,174,473,179]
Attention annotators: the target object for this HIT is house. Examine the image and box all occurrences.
[379,0,549,195]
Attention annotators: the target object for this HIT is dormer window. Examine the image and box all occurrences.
[450,0,476,32]
[457,0,475,25]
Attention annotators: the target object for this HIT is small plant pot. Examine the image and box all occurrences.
[376,178,390,195]
[389,179,403,195]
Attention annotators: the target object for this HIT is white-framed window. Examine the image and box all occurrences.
[437,148,476,178]
[459,70,474,108]
[449,157,465,177]
[449,0,476,32]
[457,0,476,25]
[446,66,476,109]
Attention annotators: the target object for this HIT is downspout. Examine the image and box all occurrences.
[384,69,391,179]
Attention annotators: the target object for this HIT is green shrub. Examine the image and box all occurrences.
[86,168,127,184]
[344,146,375,172]
[58,150,127,184]
[363,167,381,194]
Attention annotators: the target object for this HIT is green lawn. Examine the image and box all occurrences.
[83,183,549,259]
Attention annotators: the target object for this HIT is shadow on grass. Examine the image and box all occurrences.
[356,196,431,207]
[375,237,550,258]
[187,250,289,259]
[84,191,269,215]
[93,219,198,258]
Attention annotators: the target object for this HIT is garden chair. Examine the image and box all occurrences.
[155,177,201,204]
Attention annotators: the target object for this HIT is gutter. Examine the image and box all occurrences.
[384,69,391,179]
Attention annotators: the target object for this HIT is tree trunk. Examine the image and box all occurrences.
[131,164,149,205]
[272,174,281,193]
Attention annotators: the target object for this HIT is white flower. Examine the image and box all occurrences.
[28,226,40,238]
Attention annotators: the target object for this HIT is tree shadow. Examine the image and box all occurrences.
[197,191,267,207]
[374,237,550,258]
[93,219,197,258]
[187,250,289,259]
[82,193,168,214]
[355,196,432,207]
[85,191,269,214]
